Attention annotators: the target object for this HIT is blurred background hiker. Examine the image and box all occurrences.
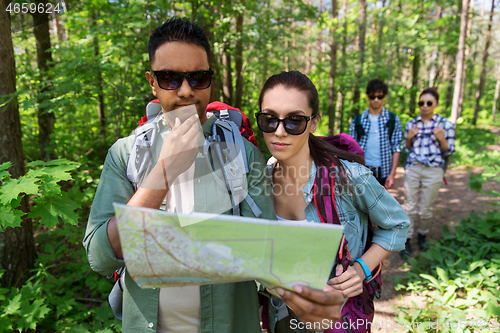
[401,88,456,259]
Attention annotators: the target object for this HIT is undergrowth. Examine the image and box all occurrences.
[394,166,500,332]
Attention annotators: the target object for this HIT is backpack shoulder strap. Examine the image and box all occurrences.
[127,115,162,190]
[312,164,340,225]
[386,112,396,141]
[354,114,366,139]
[203,118,262,217]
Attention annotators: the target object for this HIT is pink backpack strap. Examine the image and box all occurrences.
[313,164,340,225]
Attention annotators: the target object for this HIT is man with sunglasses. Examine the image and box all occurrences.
[84,17,342,333]
[349,79,403,189]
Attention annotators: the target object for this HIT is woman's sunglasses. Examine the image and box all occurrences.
[152,69,214,90]
[418,101,433,107]
[256,112,316,135]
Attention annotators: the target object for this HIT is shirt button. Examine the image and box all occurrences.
[148,322,154,328]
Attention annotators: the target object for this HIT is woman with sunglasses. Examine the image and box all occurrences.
[401,88,456,258]
[256,71,409,332]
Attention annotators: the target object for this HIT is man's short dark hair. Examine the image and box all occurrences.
[148,17,211,65]
[366,79,388,96]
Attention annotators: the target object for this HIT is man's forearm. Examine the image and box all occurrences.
[389,152,400,176]
[107,162,171,260]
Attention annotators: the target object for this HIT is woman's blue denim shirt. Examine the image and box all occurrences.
[269,158,410,261]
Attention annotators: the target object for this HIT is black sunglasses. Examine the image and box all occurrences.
[368,94,385,100]
[256,112,316,135]
[418,101,433,107]
[152,69,213,90]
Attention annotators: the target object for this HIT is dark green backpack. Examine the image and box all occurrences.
[354,112,397,141]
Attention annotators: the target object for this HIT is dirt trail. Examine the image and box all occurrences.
[373,127,500,330]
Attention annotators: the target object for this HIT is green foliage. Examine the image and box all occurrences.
[451,126,500,168]
[468,165,500,201]
[395,169,500,331]
[0,225,121,333]
[0,159,81,229]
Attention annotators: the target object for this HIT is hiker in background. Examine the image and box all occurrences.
[83,17,343,333]
[257,71,410,332]
[349,79,402,189]
[401,87,455,259]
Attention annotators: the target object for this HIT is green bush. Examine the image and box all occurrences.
[0,225,121,333]
[395,166,500,332]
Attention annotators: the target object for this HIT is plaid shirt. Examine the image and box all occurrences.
[404,114,456,169]
[349,108,403,179]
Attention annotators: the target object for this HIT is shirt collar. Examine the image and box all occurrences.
[303,162,317,195]
[415,113,440,123]
[363,107,388,119]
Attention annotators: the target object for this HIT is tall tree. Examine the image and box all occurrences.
[457,0,475,118]
[450,0,470,124]
[375,0,386,75]
[409,0,423,117]
[304,0,312,75]
[492,58,500,123]
[338,0,348,131]
[32,0,56,160]
[352,0,367,115]
[0,0,37,288]
[222,41,233,105]
[328,0,339,135]
[234,5,244,110]
[91,10,106,139]
[467,4,485,98]
[472,0,495,126]
[428,6,443,87]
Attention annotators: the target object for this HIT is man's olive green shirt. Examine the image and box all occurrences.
[83,115,276,333]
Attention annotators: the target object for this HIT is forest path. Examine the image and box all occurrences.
[373,126,500,330]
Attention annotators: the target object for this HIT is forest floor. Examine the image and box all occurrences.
[373,126,500,330]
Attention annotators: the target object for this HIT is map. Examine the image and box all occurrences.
[114,203,344,290]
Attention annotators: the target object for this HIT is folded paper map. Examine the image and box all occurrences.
[114,203,344,290]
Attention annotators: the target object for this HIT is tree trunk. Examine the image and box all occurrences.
[409,48,420,117]
[32,0,56,161]
[457,0,475,118]
[304,0,312,75]
[338,0,348,131]
[222,42,233,105]
[472,0,495,126]
[291,19,296,70]
[428,6,443,87]
[492,58,500,122]
[234,8,244,110]
[468,4,485,99]
[409,0,424,117]
[450,0,470,124]
[199,4,220,102]
[375,0,386,75]
[328,0,338,136]
[317,0,324,61]
[0,0,37,288]
[92,11,106,139]
[191,0,199,22]
[352,0,366,116]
